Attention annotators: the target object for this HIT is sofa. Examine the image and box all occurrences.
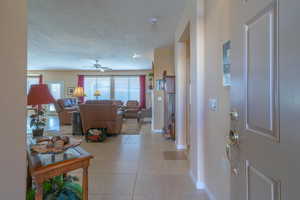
[124,100,140,118]
[85,100,124,107]
[54,98,78,125]
[79,104,123,135]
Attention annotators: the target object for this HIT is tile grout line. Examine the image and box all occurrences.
[131,171,139,200]
[131,128,143,200]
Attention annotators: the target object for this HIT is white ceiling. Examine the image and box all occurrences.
[28,0,185,70]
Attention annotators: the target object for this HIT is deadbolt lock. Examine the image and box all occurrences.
[229,110,239,121]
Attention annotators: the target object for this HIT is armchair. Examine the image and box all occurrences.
[137,107,152,123]
[124,100,140,118]
[54,98,78,125]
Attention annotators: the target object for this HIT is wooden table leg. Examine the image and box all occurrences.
[27,167,32,190]
[83,167,89,200]
[35,182,43,200]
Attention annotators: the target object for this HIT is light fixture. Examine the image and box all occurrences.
[133,53,141,59]
[149,17,158,25]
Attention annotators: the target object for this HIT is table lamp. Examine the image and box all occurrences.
[27,84,55,137]
[94,90,101,100]
[27,84,55,106]
[73,87,85,103]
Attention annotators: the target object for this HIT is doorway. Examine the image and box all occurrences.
[180,24,192,152]
[185,37,191,151]
[175,24,192,155]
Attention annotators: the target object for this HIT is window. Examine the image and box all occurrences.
[84,76,111,100]
[83,76,140,103]
[114,76,140,103]
[27,76,39,94]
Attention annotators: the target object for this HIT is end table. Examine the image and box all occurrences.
[72,111,83,136]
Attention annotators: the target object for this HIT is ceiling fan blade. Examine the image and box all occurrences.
[99,68,105,72]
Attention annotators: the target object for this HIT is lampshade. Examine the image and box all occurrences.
[73,87,85,97]
[94,90,101,97]
[27,84,55,105]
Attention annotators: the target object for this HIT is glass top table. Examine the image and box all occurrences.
[26,136,93,200]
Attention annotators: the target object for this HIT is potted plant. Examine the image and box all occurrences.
[30,107,47,137]
[27,175,83,200]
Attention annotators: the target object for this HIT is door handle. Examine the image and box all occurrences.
[229,109,239,120]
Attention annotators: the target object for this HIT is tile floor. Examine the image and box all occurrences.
[77,123,207,200]
[29,116,208,200]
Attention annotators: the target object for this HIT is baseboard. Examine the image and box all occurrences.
[204,186,216,200]
[189,171,216,200]
[189,171,205,190]
[152,129,164,134]
[176,144,187,150]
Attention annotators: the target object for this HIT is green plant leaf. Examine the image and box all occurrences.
[26,189,35,200]
[63,182,82,198]
[28,175,82,200]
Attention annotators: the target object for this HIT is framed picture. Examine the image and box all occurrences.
[222,40,231,87]
[156,79,165,90]
[67,87,75,96]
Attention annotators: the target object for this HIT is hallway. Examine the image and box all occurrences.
[70,122,207,200]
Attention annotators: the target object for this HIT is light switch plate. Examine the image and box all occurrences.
[209,98,218,112]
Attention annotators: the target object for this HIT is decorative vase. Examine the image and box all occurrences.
[32,128,44,137]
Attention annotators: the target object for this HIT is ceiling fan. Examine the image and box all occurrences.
[86,60,112,72]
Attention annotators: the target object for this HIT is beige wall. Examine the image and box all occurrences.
[175,0,231,199]
[153,45,175,86]
[28,70,152,107]
[203,0,231,199]
[0,0,27,198]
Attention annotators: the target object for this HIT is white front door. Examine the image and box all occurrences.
[229,0,300,199]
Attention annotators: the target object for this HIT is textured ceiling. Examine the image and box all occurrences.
[28,0,185,70]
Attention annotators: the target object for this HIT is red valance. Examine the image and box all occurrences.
[139,75,146,109]
[77,75,85,103]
